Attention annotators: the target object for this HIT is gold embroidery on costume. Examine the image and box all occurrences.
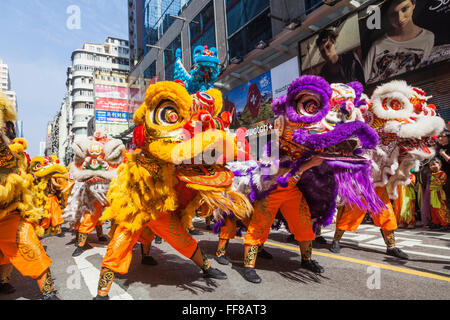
[244,245,259,267]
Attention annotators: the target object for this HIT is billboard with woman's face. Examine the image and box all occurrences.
[359,0,450,85]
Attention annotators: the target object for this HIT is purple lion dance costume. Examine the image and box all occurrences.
[213,75,384,281]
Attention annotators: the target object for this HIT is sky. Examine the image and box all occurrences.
[0,0,128,157]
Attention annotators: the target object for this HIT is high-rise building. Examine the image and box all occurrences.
[128,0,145,67]
[50,37,130,164]
[0,58,18,114]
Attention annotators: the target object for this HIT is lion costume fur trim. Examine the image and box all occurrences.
[101,150,252,232]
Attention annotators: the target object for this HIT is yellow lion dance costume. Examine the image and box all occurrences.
[94,81,252,299]
[0,93,59,299]
[30,155,69,236]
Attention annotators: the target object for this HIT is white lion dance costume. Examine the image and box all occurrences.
[63,131,125,257]
[330,80,445,259]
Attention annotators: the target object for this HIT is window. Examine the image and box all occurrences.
[189,1,216,57]
[305,0,323,13]
[164,35,181,81]
[144,61,156,79]
[226,0,270,37]
[227,6,272,60]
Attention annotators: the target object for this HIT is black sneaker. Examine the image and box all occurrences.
[301,259,325,273]
[93,295,110,300]
[0,283,16,294]
[329,240,340,253]
[257,248,273,260]
[141,255,158,266]
[43,291,60,300]
[203,267,227,279]
[243,267,262,284]
[286,234,296,242]
[314,236,327,244]
[189,229,204,235]
[214,255,230,265]
[72,246,85,257]
[386,247,409,260]
[430,224,441,230]
[98,235,109,242]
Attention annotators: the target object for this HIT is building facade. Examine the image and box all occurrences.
[50,37,131,164]
[0,58,19,131]
[128,0,450,129]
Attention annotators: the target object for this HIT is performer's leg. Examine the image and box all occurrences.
[281,189,324,273]
[242,189,284,283]
[372,187,408,259]
[314,225,327,244]
[0,215,58,299]
[139,226,157,266]
[214,216,236,265]
[148,213,227,279]
[330,204,366,253]
[74,202,105,256]
[94,225,141,299]
[95,225,108,242]
[0,263,14,294]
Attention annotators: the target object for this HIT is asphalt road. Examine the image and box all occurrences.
[1,218,449,300]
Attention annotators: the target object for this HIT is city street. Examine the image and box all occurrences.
[2,218,449,301]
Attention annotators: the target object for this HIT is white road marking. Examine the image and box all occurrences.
[72,246,134,300]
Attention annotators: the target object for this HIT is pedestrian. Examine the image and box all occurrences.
[428,158,450,229]
[436,130,450,208]
[393,171,417,229]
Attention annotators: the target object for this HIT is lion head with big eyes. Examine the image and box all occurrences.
[362,80,445,198]
[133,81,237,164]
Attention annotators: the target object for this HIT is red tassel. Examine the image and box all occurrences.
[133,125,145,148]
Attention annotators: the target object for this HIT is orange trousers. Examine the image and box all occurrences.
[243,184,315,246]
[40,195,64,230]
[0,214,52,279]
[337,186,397,232]
[75,201,104,234]
[102,212,198,274]
[219,216,250,240]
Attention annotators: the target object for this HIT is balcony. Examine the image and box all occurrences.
[72,95,94,104]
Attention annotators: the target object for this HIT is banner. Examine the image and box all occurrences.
[95,110,128,124]
[95,97,128,112]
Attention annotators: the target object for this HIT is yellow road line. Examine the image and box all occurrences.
[225,233,450,283]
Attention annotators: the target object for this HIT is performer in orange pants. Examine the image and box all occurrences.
[95,212,223,299]
[72,201,107,257]
[329,186,409,259]
[0,214,58,299]
[241,182,323,283]
[40,195,65,236]
[214,216,273,265]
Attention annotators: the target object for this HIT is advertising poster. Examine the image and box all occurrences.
[95,97,128,112]
[359,0,450,84]
[223,71,274,129]
[270,57,300,99]
[94,84,128,100]
[299,13,365,85]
